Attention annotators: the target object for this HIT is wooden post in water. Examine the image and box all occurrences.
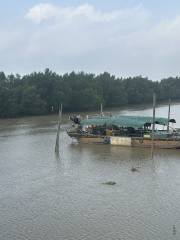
[100,103,103,117]
[151,93,156,159]
[55,104,63,154]
[167,98,171,132]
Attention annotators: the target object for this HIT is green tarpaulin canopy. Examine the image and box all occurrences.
[80,115,175,128]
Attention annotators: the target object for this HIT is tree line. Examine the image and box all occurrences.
[0,68,180,118]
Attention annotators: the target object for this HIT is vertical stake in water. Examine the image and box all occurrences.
[167,98,171,132]
[55,103,63,154]
[100,103,103,117]
[151,93,156,159]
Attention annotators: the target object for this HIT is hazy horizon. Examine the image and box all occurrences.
[1,68,180,82]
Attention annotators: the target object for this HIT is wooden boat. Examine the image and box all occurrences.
[67,115,180,149]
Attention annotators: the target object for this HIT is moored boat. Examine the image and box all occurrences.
[67,114,180,149]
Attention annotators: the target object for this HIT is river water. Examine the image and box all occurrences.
[0,103,180,240]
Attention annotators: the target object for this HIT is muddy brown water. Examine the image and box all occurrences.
[0,103,180,240]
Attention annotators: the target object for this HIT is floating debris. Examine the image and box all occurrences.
[103,181,116,185]
[131,167,139,172]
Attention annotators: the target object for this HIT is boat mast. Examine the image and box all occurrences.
[151,93,156,158]
[167,98,171,132]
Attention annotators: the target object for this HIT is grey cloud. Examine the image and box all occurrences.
[0,3,180,80]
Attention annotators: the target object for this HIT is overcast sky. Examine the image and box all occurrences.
[1,0,180,80]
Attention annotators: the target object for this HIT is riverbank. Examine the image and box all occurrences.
[1,70,180,118]
[1,100,180,120]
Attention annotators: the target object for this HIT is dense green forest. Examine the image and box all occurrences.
[0,69,180,118]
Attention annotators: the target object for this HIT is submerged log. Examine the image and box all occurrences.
[131,167,139,172]
[102,181,116,185]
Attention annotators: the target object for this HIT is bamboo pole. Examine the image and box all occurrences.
[55,104,63,154]
[151,93,156,159]
[167,98,171,132]
[100,103,103,117]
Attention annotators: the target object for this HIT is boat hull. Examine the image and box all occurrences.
[67,131,109,144]
[131,138,180,149]
[68,132,180,149]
